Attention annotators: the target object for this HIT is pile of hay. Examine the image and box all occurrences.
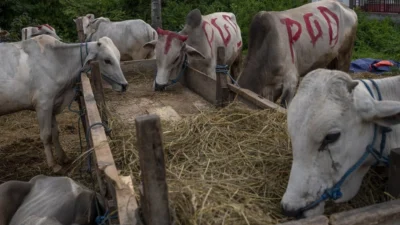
[109,101,391,225]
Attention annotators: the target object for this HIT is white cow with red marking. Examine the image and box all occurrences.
[239,0,358,107]
[21,24,61,41]
[143,9,243,91]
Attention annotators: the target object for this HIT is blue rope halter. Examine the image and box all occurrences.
[154,54,188,87]
[298,78,391,214]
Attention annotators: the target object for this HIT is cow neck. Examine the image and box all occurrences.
[361,76,400,156]
[51,42,95,86]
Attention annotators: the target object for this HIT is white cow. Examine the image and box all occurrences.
[143,9,243,91]
[0,175,104,225]
[238,0,358,107]
[0,35,128,173]
[21,24,61,40]
[281,68,400,218]
[74,15,157,61]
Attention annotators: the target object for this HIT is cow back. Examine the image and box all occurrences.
[9,175,100,225]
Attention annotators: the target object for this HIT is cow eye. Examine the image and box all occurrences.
[319,132,340,152]
[104,59,112,65]
[324,132,341,144]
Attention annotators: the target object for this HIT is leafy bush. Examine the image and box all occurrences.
[0,0,399,60]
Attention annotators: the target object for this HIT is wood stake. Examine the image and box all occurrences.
[388,148,400,198]
[216,47,230,107]
[136,114,171,225]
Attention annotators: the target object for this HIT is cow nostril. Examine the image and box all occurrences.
[281,203,303,218]
[121,84,128,92]
[154,82,166,91]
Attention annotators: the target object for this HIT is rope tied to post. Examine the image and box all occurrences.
[216,64,239,87]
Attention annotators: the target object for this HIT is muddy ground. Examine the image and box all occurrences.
[0,70,395,186]
[0,70,212,185]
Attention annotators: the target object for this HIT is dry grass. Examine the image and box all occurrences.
[0,71,397,224]
[109,99,393,225]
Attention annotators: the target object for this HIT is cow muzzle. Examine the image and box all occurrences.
[154,82,167,91]
[281,203,304,219]
[121,83,128,92]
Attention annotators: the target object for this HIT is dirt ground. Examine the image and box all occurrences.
[0,69,212,185]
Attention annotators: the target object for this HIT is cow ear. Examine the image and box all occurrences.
[186,9,202,28]
[183,44,205,60]
[354,88,400,127]
[143,40,157,51]
[82,53,97,69]
[73,18,76,23]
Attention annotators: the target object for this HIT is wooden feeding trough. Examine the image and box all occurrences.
[74,16,400,225]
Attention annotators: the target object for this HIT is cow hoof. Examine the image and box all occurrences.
[52,164,63,174]
[61,156,71,165]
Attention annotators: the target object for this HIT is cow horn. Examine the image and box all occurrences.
[178,35,188,42]
[156,27,165,35]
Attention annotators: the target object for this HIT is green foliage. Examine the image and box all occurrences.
[353,9,400,60]
[0,0,399,61]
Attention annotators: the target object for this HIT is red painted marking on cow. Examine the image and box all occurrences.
[303,13,323,47]
[237,41,242,48]
[202,21,214,56]
[280,18,302,64]
[222,15,238,34]
[38,24,54,31]
[211,18,231,47]
[317,6,339,47]
[156,28,188,54]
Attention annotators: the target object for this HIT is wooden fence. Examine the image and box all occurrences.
[74,17,400,225]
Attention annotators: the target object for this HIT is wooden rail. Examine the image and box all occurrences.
[80,72,139,225]
[278,199,400,225]
[75,17,139,225]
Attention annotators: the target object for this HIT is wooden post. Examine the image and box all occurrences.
[151,0,162,29]
[136,114,171,225]
[388,148,400,198]
[216,47,230,108]
[75,17,85,43]
[90,61,111,136]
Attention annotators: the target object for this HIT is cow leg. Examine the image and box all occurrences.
[230,52,243,82]
[280,72,298,108]
[52,115,69,164]
[36,106,62,173]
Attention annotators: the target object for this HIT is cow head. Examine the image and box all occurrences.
[143,27,205,91]
[73,14,95,36]
[84,37,128,92]
[23,24,61,41]
[85,17,111,41]
[281,69,400,218]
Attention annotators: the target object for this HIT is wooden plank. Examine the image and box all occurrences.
[81,73,139,225]
[278,215,329,225]
[228,83,287,114]
[136,114,171,225]
[388,148,400,198]
[116,175,140,225]
[90,61,111,136]
[120,59,156,74]
[216,47,230,107]
[181,67,217,105]
[75,17,85,43]
[329,199,400,225]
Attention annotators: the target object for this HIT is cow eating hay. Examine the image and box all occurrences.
[108,102,390,225]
